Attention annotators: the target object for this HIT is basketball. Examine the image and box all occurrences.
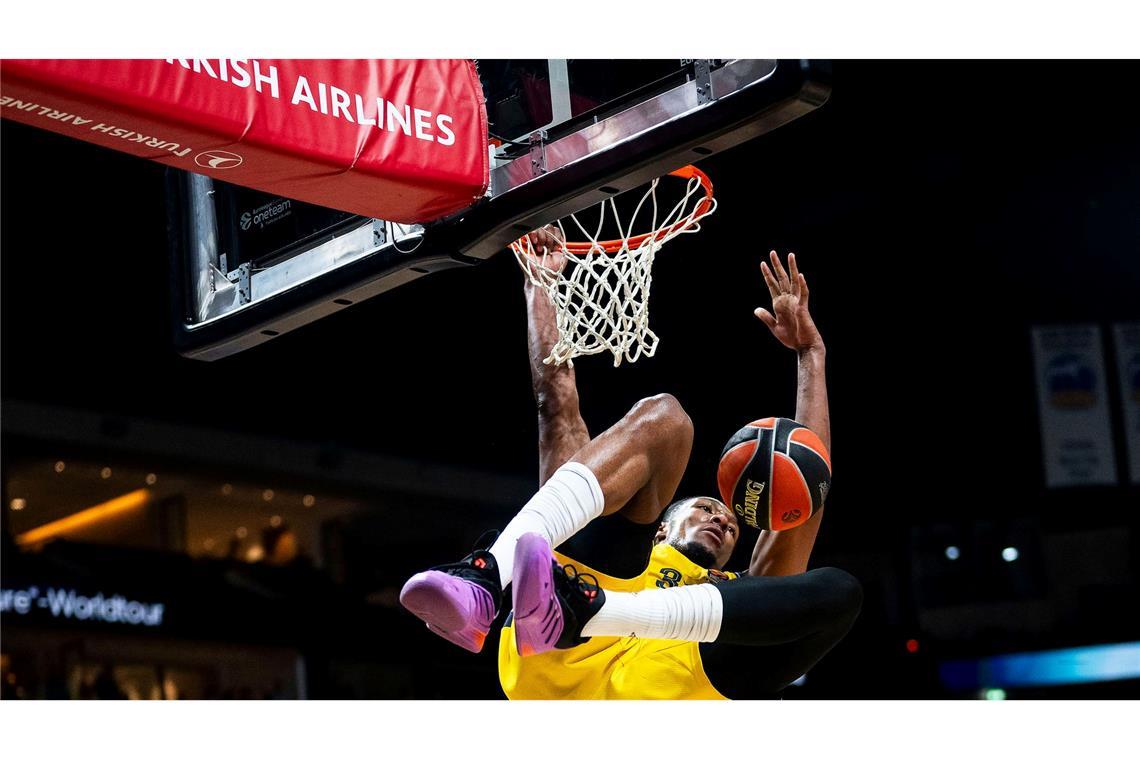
[717,417,832,532]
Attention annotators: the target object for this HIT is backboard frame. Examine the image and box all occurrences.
[168,59,831,360]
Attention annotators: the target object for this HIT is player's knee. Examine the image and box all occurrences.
[630,393,693,441]
[814,567,863,626]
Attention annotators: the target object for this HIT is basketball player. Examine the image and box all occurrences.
[400,239,861,698]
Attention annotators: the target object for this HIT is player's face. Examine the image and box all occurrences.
[660,497,739,569]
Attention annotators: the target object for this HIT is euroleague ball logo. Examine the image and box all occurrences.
[195,150,244,170]
[781,509,802,524]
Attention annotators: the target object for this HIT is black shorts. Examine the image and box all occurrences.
[555,512,659,579]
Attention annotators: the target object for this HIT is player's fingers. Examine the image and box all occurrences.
[754,307,778,331]
[760,262,779,299]
[526,231,545,254]
[769,250,790,290]
[798,273,810,307]
[788,253,801,295]
[535,226,554,252]
[545,223,565,246]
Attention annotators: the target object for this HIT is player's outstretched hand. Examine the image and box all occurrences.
[755,250,825,354]
[523,224,568,274]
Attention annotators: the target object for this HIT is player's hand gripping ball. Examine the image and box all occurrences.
[717,417,831,532]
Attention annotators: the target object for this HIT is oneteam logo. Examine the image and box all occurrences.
[194,149,244,170]
[239,199,292,232]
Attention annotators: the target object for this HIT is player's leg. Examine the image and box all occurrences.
[573,392,694,520]
[508,394,692,653]
[696,569,863,696]
[401,392,693,652]
[512,539,861,666]
[580,567,861,651]
[494,391,693,579]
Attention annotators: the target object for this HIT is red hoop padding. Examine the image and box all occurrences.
[0,59,490,223]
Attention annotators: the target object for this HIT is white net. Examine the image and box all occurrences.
[511,166,716,367]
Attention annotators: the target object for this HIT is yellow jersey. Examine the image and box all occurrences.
[498,542,740,700]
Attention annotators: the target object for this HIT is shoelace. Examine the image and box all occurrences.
[562,564,601,601]
[432,529,500,575]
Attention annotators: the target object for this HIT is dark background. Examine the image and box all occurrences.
[2,60,1138,699]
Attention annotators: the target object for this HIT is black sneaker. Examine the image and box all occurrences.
[512,532,606,655]
[399,530,503,653]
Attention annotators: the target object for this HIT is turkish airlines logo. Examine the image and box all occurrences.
[195,150,244,170]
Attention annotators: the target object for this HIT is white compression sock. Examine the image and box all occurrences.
[488,461,605,587]
[581,583,724,642]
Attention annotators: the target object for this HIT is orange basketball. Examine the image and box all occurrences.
[717,417,831,532]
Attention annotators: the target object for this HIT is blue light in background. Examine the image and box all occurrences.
[939,641,1140,690]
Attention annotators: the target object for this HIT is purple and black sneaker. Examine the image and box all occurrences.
[400,534,503,653]
[512,532,605,656]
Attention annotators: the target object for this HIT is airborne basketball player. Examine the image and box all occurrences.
[401,238,861,699]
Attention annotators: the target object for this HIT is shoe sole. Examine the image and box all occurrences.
[512,533,564,656]
[400,571,491,653]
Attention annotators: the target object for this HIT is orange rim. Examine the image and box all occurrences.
[523,166,715,255]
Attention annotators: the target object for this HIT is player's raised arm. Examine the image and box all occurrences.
[522,226,591,484]
[749,251,830,576]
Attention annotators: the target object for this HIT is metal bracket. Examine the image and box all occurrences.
[529,130,547,178]
[225,262,252,304]
[372,218,388,246]
[693,59,714,105]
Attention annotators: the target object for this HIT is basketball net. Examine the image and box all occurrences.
[511,166,716,367]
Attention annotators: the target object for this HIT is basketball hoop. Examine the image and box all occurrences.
[511,165,716,367]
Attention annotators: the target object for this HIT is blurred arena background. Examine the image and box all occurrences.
[2,59,1138,700]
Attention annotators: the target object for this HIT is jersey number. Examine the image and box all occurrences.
[657,568,683,588]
